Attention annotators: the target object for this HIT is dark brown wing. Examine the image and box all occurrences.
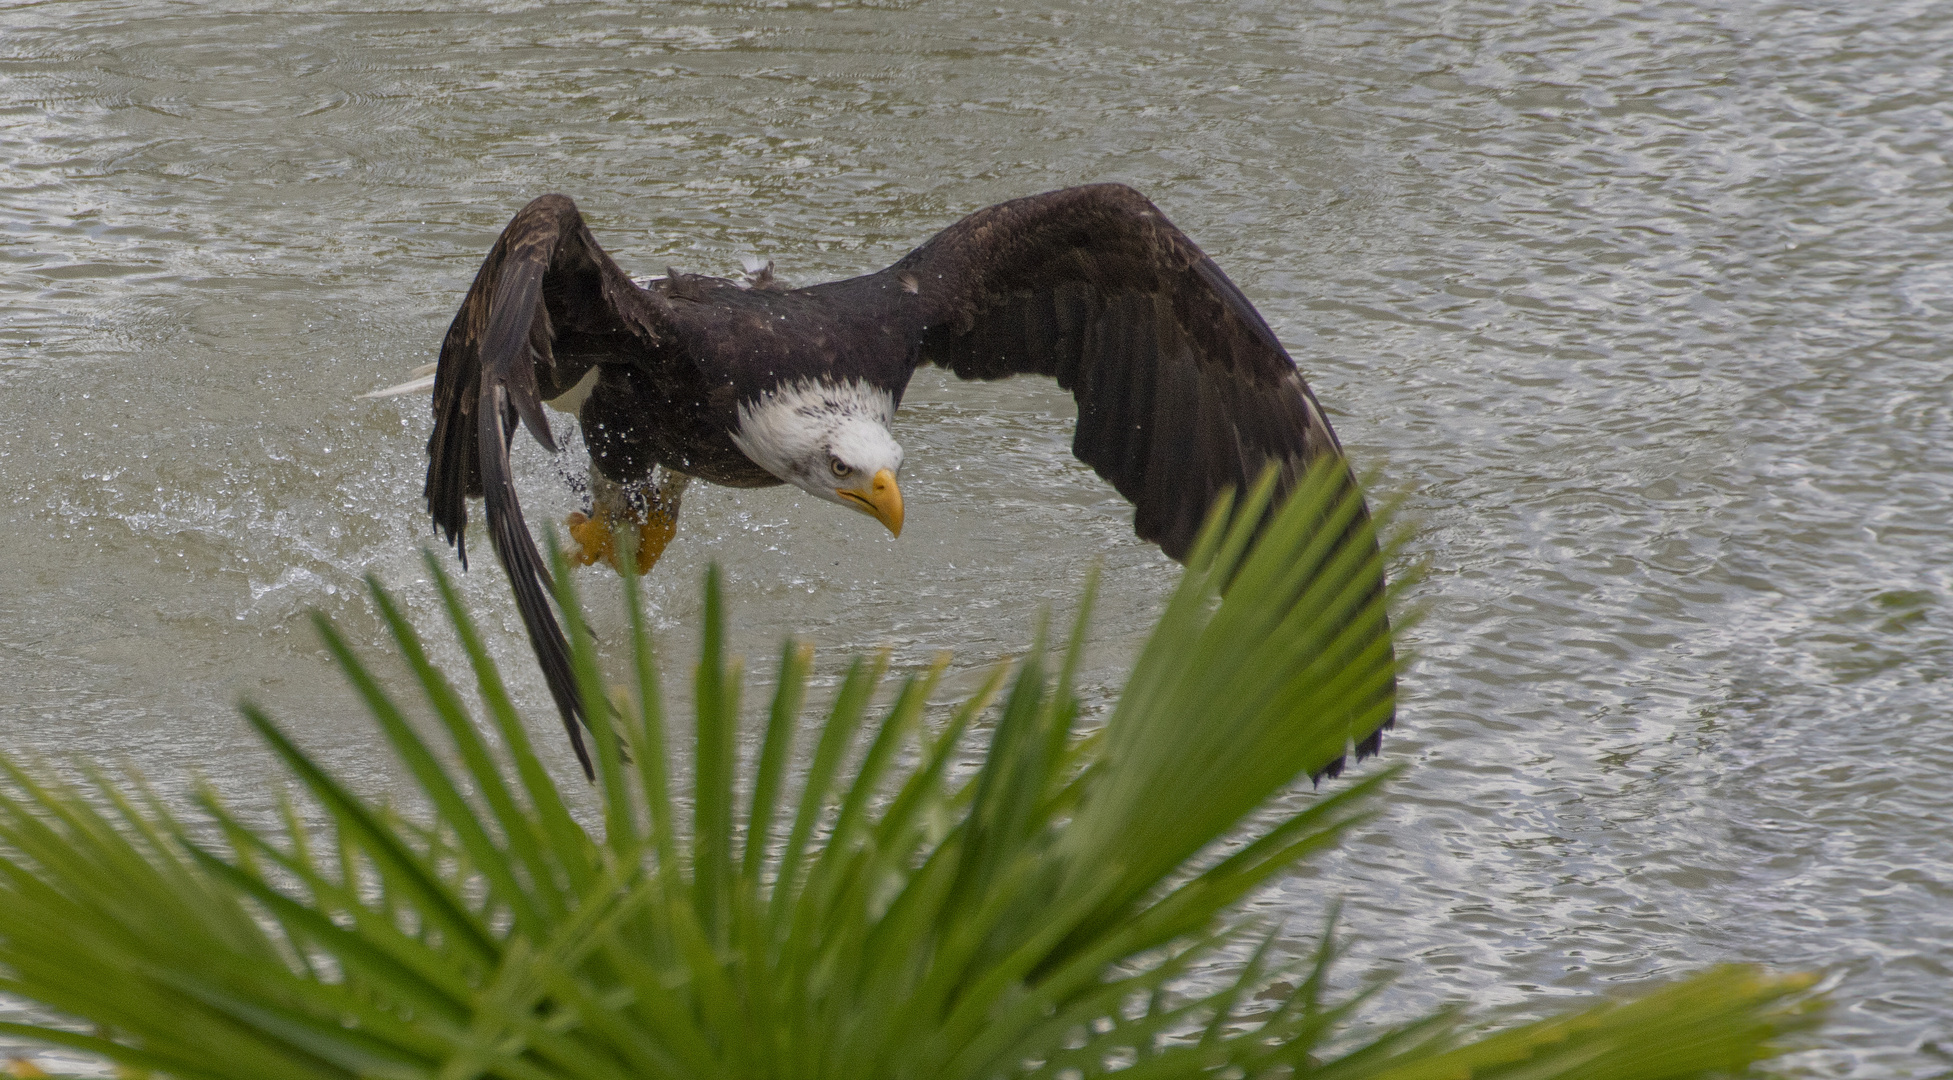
[425,194,671,778]
[895,184,1345,561]
[893,184,1391,769]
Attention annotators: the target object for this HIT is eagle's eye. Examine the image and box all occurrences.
[830,458,853,478]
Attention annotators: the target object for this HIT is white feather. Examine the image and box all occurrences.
[359,362,438,399]
[544,364,601,415]
[357,361,599,415]
[730,378,901,499]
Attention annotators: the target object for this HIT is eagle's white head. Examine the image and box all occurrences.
[730,379,906,536]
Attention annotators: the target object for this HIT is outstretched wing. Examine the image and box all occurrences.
[896,183,1347,561]
[425,193,670,778]
[893,184,1391,768]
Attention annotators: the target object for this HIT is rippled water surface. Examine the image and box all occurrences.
[3,0,1950,1073]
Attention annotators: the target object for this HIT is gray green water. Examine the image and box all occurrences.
[2,1,1950,1074]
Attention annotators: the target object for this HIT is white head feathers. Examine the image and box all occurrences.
[730,379,904,504]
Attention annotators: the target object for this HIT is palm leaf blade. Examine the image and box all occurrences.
[0,460,1822,1080]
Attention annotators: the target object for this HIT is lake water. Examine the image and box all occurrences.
[2,1,1949,1074]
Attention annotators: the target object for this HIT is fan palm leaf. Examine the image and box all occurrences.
[0,460,1821,1079]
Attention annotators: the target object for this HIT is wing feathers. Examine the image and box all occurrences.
[481,258,558,454]
[424,194,668,779]
[1116,296,1162,483]
[479,384,594,777]
[1049,281,1092,389]
[904,184,1353,561]
[898,183,1393,765]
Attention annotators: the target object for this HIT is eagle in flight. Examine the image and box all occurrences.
[385,184,1386,777]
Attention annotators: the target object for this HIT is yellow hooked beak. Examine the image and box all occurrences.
[837,468,904,537]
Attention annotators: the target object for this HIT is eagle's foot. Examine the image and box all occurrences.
[564,506,678,576]
[633,504,679,575]
[570,468,691,576]
[564,511,616,569]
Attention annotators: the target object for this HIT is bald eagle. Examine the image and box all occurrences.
[413,184,1388,777]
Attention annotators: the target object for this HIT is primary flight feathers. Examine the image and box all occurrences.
[416,184,1387,778]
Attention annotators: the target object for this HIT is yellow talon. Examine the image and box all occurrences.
[566,508,678,576]
[634,510,678,576]
[8,1059,51,1078]
[564,511,615,569]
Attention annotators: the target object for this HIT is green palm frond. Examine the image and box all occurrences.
[0,460,1821,1079]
